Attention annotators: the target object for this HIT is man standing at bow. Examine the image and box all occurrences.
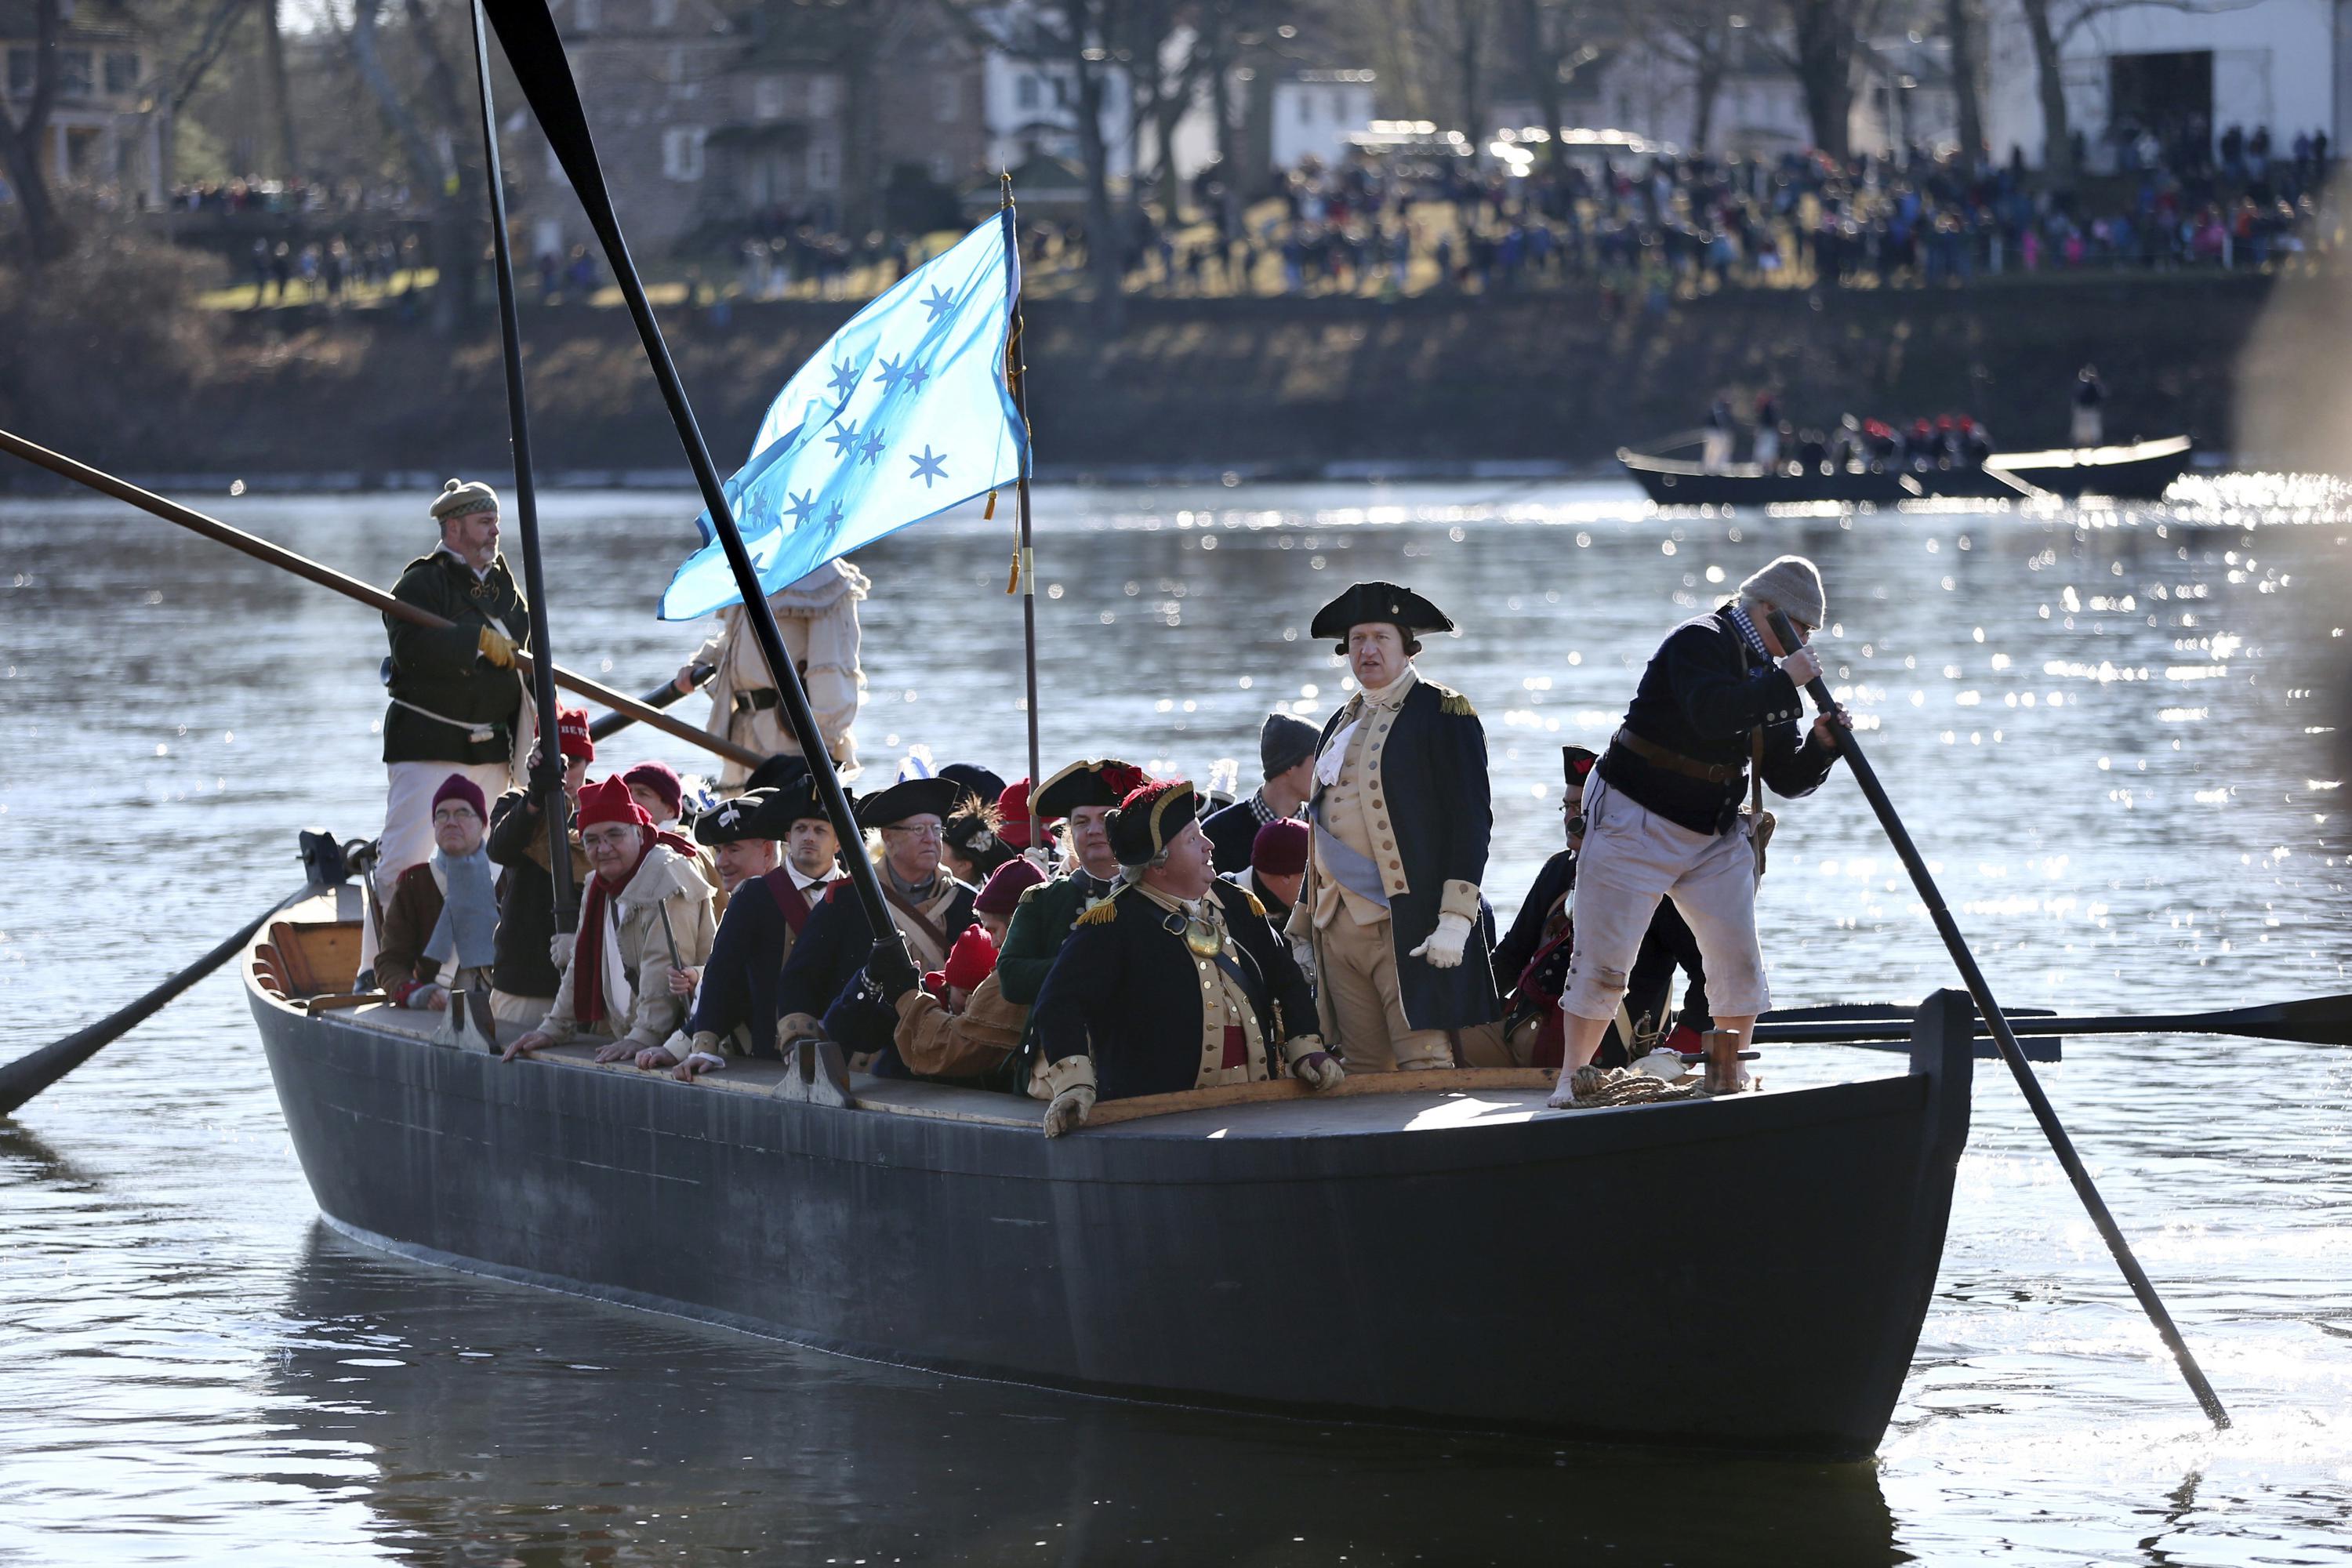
[1552,556,1846,1107]
[365,478,530,982]
[1028,779,1340,1136]
[1299,582,1502,1072]
[678,560,869,790]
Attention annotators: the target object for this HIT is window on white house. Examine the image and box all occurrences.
[1053,75,1069,107]
[810,139,837,187]
[57,49,93,98]
[1017,73,1039,111]
[103,51,138,94]
[6,49,34,99]
[662,125,706,180]
[755,74,785,120]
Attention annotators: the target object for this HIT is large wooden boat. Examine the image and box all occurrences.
[247,884,1973,1460]
[1619,434,2194,507]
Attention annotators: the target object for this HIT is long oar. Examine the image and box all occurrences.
[0,427,763,771]
[589,663,710,745]
[1764,607,2230,1428]
[1759,991,2352,1047]
[0,834,350,1117]
[482,0,898,953]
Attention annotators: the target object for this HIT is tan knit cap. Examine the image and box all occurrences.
[1737,554,1826,626]
[430,477,499,521]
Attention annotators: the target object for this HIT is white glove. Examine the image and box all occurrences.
[1409,912,1472,970]
[1043,1084,1095,1138]
[1290,1050,1345,1091]
[549,932,574,970]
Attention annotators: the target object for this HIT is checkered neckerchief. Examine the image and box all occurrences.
[1724,601,1773,660]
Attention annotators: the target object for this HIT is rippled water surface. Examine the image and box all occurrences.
[3,478,2350,1566]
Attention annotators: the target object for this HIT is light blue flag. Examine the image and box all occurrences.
[657,212,1028,621]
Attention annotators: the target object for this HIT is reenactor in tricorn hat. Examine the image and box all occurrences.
[644,779,844,1079]
[1027,779,1340,1136]
[1552,555,1846,1107]
[1298,581,1504,1072]
[771,775,975,1051]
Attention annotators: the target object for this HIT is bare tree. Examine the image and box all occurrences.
[2013,0,2252,180]
[1756,0,1883,158]
[335,0,477,330]
[1631,0,1738,150]
[1944,0,1981,162]
[0,0,66,262]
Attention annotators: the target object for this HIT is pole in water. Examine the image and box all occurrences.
[999,175,1044,851]
[468,0,576,936]
[482,0,896,950]
[1763,606,2230,1429]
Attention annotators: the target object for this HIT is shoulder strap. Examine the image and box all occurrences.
[1751,724,1764,812]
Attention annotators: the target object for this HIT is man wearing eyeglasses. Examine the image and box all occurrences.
[771,775,977,1051]
[1551,555,1848,1107]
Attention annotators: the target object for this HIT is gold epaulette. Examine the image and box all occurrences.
[1237,885,1266,917]
[1075,895,1120,927]
[1015,880,1048,906]
[1432,684,1476,718]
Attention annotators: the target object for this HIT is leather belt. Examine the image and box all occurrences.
[1612,726,1744,785]
[731,687,781,715]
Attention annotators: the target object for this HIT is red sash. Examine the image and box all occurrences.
[762,866,818,935]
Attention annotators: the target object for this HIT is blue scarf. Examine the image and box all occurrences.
[423,845,500,971]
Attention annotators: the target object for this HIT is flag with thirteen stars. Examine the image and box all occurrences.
[657,212,1029,621]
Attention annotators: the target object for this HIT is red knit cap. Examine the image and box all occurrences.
[942,924,999,993]
[431,773,488,822]
[974,855,1047,916]
[993,779,1037,848]
[576,775,652,831]
[622,760,684,817]
[1250,818,1309,877]
[557,706,594,761]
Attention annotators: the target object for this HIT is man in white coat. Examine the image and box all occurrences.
[676,560,868,791]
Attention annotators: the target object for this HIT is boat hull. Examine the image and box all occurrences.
[252,979,1973,1459]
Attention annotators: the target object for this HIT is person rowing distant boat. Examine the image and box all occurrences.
[1552,556,1849,1108]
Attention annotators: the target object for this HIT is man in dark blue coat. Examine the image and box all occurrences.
[1554,556,1846,1106]
[1299,582,1502,1072]
[1028,779,1341,1136]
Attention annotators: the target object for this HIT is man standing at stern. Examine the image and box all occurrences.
[1553,555,1847,1107]
[1300,582,1502,1072]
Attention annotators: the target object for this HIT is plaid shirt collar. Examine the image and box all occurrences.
[1724,601,1773,661]
[1247,789,1281,827]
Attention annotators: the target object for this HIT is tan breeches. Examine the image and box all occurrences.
[1318,913,1454,1072]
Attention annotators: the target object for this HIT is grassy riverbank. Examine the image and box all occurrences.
[2,270,2274,487]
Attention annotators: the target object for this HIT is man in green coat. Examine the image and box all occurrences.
[362,478,530,983]
[995,757,1145,1091]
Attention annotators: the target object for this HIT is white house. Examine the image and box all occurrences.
[1980,0,2348,168]
[1269,69,1378,169]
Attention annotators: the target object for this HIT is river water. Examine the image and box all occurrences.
[2,478,2349,1566]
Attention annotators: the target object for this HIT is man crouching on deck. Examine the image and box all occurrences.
[1552,555,1847,1108]
[1027,779,1342,1137]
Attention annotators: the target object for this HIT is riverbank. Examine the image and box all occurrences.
[0,270,2277,489]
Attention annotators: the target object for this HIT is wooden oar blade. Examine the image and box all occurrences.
[2206,992,2352,1044]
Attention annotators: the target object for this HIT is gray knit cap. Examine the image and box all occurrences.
[1737,555,1826,627]
[1259,711,1320,778]
[430,477,499,521]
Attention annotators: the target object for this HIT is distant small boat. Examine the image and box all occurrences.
[1618,434,2194,507]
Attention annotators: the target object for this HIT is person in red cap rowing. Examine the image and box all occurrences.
[373,774,498,1011]
[502,776,716,1064]
[483,706,594,1024]
[1025,779,1339,1136]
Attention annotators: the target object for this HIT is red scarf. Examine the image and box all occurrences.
[574,828,657,1027]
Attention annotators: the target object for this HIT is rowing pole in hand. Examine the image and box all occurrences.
[0,833,352,1117]
[1758,991,2352,1047]
[0,427,764,771]
[1764,606,2231,1429]
[590,664,711,744]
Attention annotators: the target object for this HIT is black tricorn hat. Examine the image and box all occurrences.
[1033,758,1149,820]
[938,762,1007,805]
[1308,581,1454,651]
[854,775,966,830]
[1562,745,1599,788]
[744,753,812,793]
[1105,779,1200,866]
[695,786,794,845]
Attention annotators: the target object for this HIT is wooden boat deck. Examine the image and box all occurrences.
[253,891,1724,1140]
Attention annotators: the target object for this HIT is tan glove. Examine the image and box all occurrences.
[1043,1083,1095,1138]
[1290,1049,1345,1091]
[477,625,519,668]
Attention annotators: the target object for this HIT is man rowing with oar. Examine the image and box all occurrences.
[1552,555,1849,1109]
